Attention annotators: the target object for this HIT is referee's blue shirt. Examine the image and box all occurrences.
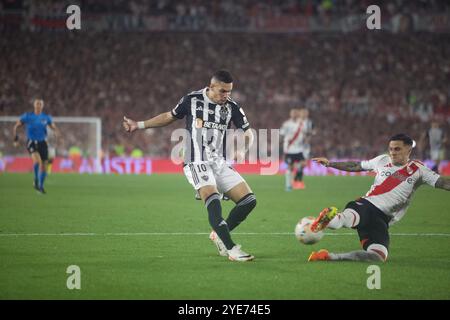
[20,112,53,141]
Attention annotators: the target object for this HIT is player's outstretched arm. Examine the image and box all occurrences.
[435,177,450,191]
[312,157,366,172]
[12,120,23,147]
[123,112,177,133]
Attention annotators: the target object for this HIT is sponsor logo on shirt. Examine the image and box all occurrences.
[195,119,227,131]
[380,170,415,184]
[202,121,227,131]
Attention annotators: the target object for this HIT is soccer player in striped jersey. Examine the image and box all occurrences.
[13,99,61,194]
[123,70,256,262]
[308,134,450,262]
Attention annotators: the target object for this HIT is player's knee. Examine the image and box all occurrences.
[204,192,221,208]
[367,243,388,262]
[249,194,256,209]
[34,158,42,166]
[239,193,256,211]
[200,186,219,202]
[39,164,46,171]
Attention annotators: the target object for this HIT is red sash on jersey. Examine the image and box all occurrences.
[367,162,419,197]
[287,122,303,148]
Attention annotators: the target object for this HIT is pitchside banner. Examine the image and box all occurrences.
[1,157,449,176]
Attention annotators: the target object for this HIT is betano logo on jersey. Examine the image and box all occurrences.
[195,118,227,131]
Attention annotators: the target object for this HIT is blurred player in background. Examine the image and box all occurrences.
[280,109,300,191]
[13,99,61,194]
[280,108,313,191]
[308,133,450,262]
[296,108,313,186]
[420,120,447,173]
[46,129,57,173]
[123,70,257,262]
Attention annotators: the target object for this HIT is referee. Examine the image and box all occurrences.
[13,99,61,194]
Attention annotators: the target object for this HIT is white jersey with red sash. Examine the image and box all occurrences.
[360,154,440,225]
[280,119,311,154]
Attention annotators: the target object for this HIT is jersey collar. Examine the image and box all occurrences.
[392,159,411,168]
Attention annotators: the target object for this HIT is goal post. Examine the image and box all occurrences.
[0,116,102,169]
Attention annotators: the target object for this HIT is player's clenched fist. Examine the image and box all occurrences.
[123,116,138,133]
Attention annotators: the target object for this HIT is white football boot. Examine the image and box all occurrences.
[227,245,254,262]
[209,231,228,257]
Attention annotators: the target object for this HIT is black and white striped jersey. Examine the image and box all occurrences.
[171,87,250,163]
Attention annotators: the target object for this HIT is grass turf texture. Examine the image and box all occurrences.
[0,173,449,299]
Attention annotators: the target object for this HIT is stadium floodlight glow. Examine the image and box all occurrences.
[0,116,102,173]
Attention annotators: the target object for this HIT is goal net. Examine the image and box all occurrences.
[0,116,102,172]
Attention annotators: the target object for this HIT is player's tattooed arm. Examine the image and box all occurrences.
[328,161,365,172]
[312,158,365,172]
[435,176,450,191]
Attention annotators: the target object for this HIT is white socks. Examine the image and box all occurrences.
[328,208,360,229]
[285,169,292,189]
[329,249,386,262]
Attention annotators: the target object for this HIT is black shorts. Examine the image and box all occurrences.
[285,153,305,165]
[26,140,48,161]
[345,198,391,250]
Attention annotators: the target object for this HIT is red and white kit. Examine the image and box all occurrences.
[360,154,440,225]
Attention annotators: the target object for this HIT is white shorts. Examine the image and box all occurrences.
[183,161,245,194]
[430,149,444,161]
[48,147,56,159]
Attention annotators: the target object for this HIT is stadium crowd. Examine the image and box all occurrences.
[1,29,449,159]
[3,0,449,17]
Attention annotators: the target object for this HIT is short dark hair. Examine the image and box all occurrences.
[212,70,233,83]
[389,133,414,146]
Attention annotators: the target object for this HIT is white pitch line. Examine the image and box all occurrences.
[0,232,449,237]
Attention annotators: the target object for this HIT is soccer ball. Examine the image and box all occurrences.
[295,216,324,245]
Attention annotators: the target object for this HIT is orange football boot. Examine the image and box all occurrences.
[308,249,331,261]
[310,207,338,232]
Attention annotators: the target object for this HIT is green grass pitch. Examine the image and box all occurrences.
[0,173,449,299]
